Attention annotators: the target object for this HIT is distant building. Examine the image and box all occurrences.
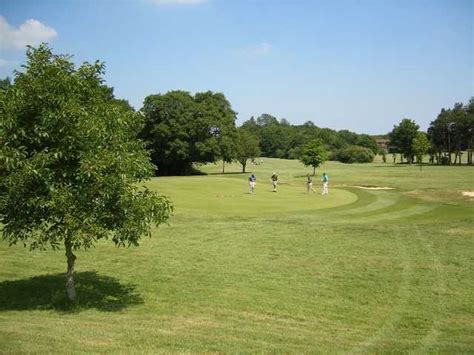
[375,138,390,151]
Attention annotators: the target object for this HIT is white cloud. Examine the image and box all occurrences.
[236,42,273,58]
[151,0,209,5]
[0,16,57,51]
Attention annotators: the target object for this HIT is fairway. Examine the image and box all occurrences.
[1,159,473,352]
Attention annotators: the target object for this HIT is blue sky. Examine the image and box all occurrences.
[1,0,472,134]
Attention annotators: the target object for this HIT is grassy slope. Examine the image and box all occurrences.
[0,159,473,352]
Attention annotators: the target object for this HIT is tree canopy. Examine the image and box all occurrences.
[427,99,474,165]
[236,127,261,173]
[141,90,237,175]
[388,119,420,163]
[240,113,379,161]
[0,44,172,301]
[412,132,431,170]
[300,139,328,175]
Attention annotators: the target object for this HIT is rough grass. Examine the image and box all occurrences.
[1,159,473,352]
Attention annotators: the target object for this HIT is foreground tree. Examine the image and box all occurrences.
[412,132,431,171]
[300,139,328,175]
[0,45,172,301]
[236,128,261,173]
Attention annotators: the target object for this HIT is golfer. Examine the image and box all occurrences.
[322,172,329,195]
[271,172,278,192]
[248,173,256,194]
[307,174,315,193]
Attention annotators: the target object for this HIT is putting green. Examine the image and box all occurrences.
[148,176,358,216]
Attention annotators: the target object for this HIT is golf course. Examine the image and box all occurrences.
[1,158,472,352]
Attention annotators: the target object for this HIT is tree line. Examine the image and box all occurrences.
[388,99,474,165]
[3,58,472,174]
[140,97,381,175]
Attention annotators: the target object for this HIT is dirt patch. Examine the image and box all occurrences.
[462,191,474,198]
[353,185,395,190]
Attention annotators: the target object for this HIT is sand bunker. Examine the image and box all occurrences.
[353,185,395,190]
[462,191,474,198]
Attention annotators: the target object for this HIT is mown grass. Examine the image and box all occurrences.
[1,159,473,352]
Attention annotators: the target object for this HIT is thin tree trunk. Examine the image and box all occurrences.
[65,239,77,302]
[242,161,246,173]
[470,139,473,165]
[313,166,316,176]
[222,160,225,174]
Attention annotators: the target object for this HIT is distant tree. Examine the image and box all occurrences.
[141,91,237,175]
[356,134,379,154]
[300,139,328,175]
[240,116,259,132]
[280,118,291,126]
[236,128,261,173]
[242,114,401,161]
[428,108,450,164]
[258,122,290,158]
[0,44,172,301]
[449,103,466,165]
[337,129,358,146]
[256,113,279,126]
[141,91,196,175]
[194,91,238,173]
[466,98,474,165]
[0,77,12,90]
[428,100,474,165]
[388,118,420,163]
[412,132,431,171]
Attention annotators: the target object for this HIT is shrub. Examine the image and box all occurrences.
[331,146,374,163]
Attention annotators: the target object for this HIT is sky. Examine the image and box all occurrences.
[1,0,473,134]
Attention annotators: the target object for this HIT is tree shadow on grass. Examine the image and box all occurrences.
[207,171,245,175]
[0,271,143,313]
[372,164,412,168]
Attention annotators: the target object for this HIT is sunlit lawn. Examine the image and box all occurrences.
[1,158,473,352]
